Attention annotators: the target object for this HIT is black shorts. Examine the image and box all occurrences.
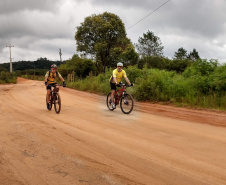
[110,82,116,91]
[46,83,58,90]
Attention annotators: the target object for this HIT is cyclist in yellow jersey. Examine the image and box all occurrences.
[44,64,66,109]
[109,62,133,109]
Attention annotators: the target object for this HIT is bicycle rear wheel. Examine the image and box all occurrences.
[120,94,134,114]
[106,92,114,111]
[54,93,61,114]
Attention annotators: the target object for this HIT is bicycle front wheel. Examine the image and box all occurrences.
[106,92,114,111]
[120,94,134,114]
[54,93,61,114]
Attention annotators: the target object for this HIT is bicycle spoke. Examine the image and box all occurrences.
[120,94,133,114]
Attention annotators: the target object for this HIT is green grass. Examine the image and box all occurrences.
[0,78,17,84]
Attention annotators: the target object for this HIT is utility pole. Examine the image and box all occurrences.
[59,48,62,62]
[6,44,14,73]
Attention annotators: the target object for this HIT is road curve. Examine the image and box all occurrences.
[0,78,226,185]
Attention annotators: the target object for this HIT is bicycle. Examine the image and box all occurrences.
[106,84,134,114]
[46,84,65,114]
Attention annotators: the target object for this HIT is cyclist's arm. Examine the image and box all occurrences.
[124,77,131,86]
[112,77,117,84]
[44,72,48,84]
[57,72,65,83]
[60,76,65,82]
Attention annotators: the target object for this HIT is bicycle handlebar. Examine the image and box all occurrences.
[56,84,66,87]
[46,83,66,87]
[116,83,134,88]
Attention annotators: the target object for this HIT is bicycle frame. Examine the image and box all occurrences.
[114,85,126,105]
[49,85,60,103]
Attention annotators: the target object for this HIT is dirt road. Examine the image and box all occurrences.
[0,78,226,185]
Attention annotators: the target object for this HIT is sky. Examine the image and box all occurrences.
[0,0,226,64]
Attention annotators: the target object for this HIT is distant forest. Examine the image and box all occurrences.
[0,57,65,71]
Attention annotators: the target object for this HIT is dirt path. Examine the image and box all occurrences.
[0,78,226,185]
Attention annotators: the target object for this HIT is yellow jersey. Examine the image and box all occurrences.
[109,69,127,83]
[45,71,62,84]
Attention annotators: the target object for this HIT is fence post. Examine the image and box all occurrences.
[67,74,71,82]
[72,71,75,82]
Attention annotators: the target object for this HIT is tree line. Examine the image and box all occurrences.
[0,57,63,72]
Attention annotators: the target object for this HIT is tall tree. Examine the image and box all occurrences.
[75,12,137,73]
[174,47,188,60]
[135,30,164,57]
[187,48,200,61]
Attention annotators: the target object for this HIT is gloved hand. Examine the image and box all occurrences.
[63,81,66,87]
[130,83,134,86]
[45,81,47,86]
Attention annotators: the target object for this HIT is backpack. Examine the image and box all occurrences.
[48,70,58,78]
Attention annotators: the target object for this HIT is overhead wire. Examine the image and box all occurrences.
[0,0,9,46]
[126,0,170,30]
[2,0,12,45]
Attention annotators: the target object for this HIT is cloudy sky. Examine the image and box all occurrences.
[0,0,226,64]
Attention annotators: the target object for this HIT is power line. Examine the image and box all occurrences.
[2,0,14,67]
[2,0,12,44]
[0,1,9,46]
[126,0,170,30]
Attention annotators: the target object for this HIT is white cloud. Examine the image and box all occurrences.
[0,0,226,64]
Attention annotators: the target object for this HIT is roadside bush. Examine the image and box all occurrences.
[0,71,17,83]
[133,69,176,101]
[66,68,112,95]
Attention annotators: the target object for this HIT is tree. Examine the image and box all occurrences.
[58,54,96,78]
[0,66,7,72]
[169,59,192,73]
[75,12,137,73]
[174,47,188,60]
[187,48,200,61]
[135,30,164,57]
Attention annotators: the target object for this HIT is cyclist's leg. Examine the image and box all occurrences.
[46,89,51,102]
[111,90,115,103]
[46,84,51,102]
[110,82,116,107]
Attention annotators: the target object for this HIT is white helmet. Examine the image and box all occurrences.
[117,62,123,67]
[51,64,57,68]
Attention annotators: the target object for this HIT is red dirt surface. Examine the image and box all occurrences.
[0,78,226,185]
